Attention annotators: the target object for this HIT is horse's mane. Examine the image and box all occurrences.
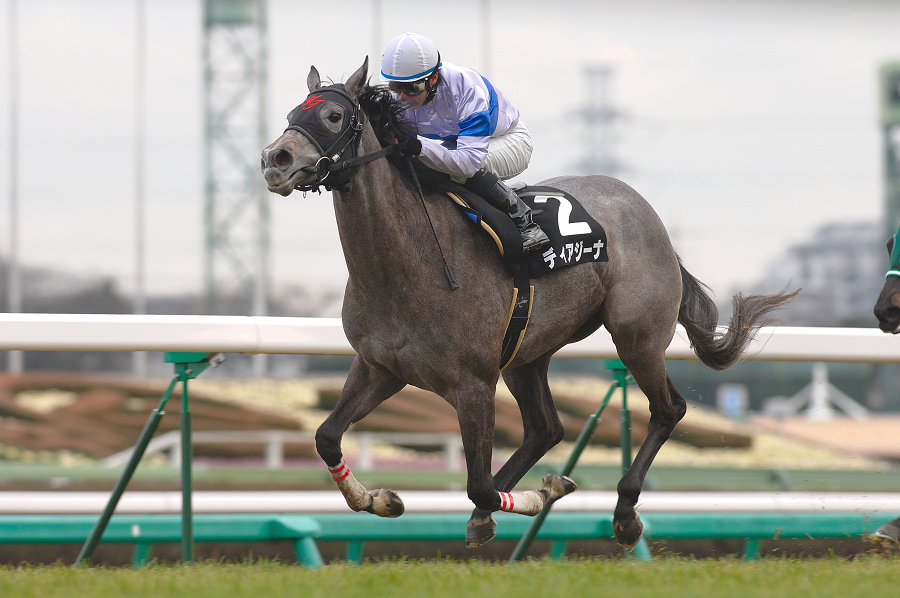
[357,85,412,154]
[356,84,460,193]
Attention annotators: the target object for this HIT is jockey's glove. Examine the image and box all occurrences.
[396,135,422,157]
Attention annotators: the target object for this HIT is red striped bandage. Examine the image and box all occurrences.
[499,492,515,512]
[328,459,351,482]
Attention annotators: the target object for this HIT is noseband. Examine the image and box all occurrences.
[285,84,395,193]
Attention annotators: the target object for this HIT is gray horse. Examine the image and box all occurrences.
[261,58,797,548]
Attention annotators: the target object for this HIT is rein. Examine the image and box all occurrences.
[298,144,397,193]
[286,83,459,290]
[404,157,459,290]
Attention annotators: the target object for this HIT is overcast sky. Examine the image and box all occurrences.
[1,0,899,306]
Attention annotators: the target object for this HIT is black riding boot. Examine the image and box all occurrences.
[465,169,550,252]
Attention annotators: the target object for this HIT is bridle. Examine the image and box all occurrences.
[285,84,396,193]
[283,83,458,290]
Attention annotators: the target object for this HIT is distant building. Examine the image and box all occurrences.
[735,221,885,326]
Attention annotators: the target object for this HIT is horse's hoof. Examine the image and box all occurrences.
[366,488,404,518]
[541,473,578,503]
[869,521,900,555]
[869,521,900,547]
[465,514,496,548]
[613,511,644,547]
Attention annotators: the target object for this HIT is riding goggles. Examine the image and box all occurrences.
[388,77,430,96]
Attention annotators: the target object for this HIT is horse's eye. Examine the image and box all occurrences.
[328,112,342,123]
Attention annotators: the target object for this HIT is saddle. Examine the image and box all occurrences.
[448,185,609,277]
[446,185,608,369]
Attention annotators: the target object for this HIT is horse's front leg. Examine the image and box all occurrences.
[455,377,576,547]
[315,355,406,517]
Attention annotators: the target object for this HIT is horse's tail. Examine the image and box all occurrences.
[678,259,799,371]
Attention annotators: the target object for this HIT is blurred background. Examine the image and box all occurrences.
[2,0,900,418]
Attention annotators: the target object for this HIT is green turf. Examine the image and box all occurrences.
[0,557,896,598]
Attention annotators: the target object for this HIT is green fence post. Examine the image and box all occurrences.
[742,537,761,561]
[180,375,194,563]
[549,540,568,560]
[132,542,152,568]
[294,537,324,569]
[74,377,179,566]
[73,352,222,567]
[346,541,364,564]
[167,352,223,564]
[615,363,632,475]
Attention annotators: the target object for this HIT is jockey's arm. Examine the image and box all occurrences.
[417,134,489,181]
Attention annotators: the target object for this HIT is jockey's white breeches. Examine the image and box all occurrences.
[483,120,533,181]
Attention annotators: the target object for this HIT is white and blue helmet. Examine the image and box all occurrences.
[380,32,442,82]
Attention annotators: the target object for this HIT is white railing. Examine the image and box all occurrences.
[2,490,900,515]
[0,313,898,363]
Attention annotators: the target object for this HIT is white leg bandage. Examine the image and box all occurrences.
[328,459,371,512]
[498,490,545,516]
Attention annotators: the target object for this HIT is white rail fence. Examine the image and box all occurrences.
[4,490,900,515]
[0,313,898,362]
[1,314,898,472]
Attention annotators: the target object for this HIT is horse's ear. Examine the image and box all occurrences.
[307,65,322,92]
[345,57,369,97]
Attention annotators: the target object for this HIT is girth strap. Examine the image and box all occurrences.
[500,261,534,370]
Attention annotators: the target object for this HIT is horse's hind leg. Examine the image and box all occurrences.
[611,351,686,546]
[466,355,576,547]
[315,355,407,517]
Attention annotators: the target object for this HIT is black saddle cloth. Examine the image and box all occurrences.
[445,183,608,278]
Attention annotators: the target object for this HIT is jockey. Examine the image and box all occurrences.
[381,32,550,253]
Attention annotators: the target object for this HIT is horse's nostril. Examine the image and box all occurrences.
[886,306,900,321]
[273,150,293,168]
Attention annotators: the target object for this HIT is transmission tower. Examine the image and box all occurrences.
[202,0,269,316]
[576,65,625,177]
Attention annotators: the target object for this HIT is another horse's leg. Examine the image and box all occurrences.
[611,350,686,546]
[466,354,575,546]
[315,355,407,517]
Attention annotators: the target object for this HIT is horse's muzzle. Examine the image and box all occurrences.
[874,304,900,333]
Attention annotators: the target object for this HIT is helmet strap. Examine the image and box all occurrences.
[422,69,440,105]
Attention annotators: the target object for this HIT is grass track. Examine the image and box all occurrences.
[1,557,896,598]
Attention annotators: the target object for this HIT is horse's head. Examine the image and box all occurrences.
[261,58,370,195]
[874,234,900,333]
